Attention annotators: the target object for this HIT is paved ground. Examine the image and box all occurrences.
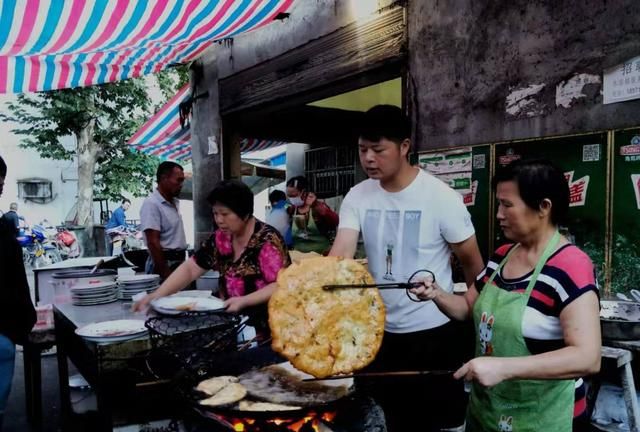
[5,267,62,432]
[4,350,62,432]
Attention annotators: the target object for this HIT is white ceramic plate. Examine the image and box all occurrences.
[76,319,147,340]
[117,274,160,284]
[71,281,118,292]
[151,295,225,315]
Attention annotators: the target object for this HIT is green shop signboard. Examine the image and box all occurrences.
[611,130,640,293]
[418,146,492,260]
[494,134,608,285]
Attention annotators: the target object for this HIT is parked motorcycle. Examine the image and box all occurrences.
[38,220,82,261]
[106,225,143,255]
[18,224,62,268]
[54,226,82,260]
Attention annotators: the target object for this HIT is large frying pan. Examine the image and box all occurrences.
[178,346,355,420]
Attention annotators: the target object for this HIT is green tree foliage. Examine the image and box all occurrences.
[1,67,188,227]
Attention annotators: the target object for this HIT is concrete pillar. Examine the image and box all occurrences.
[191,57,223,247]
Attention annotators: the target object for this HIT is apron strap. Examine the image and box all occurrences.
[484,231,561,295]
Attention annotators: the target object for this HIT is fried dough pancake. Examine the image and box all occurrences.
[238,364,351,406]
[196,375,238,396]
[269,257,385,378]
[199,382,247,407]
[238,400,301,411]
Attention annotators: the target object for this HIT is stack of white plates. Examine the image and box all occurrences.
[71,281,119,306]
[117,274,160,301]
[75,319,148,343]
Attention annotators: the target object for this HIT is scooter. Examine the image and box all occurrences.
[17,224,62,268]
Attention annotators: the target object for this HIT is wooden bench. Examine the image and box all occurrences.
[590,346,640,432]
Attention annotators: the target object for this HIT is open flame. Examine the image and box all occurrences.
[229,411,336,432]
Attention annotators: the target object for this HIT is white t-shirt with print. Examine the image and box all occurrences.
[339,169,475,333]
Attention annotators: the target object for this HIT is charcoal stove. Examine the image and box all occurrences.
[174,346,386,432]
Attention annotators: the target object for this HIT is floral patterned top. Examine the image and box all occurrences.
[193,219,290,330]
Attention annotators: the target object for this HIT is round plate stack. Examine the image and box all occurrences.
[75,319,148,343]
[71,281,119,306]
[117,274,160,301]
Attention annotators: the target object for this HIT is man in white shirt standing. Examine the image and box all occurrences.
[140,161,187,280]
[330,105,484,432]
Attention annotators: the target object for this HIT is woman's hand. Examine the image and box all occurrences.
[132,292,157,313]
[409,276,444,302]
[224,296,248,314]
[454,357,509,387]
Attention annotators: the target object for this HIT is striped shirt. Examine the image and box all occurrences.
[476,243,598,421]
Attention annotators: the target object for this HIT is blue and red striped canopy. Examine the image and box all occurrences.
[127,83,192,161]
[127,84,288,161]
[0,0,293,94]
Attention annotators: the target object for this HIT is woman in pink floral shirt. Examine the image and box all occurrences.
[135,180,290,335]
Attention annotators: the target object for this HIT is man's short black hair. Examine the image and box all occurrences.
[122,198,131,205]
[359,105,411,145]
[0,155,6,178]
[269,189,286,204]
[156,161,183,182]
[207,179,254,220]
[286,176,308,191]
[492,158,569,225]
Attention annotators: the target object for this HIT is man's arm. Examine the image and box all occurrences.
[114,208,126,227]
[449,234,484,287]
[144,229,170,279]
[328,228,359,259]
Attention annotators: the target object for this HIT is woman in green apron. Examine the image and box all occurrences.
[410,159,601,431]
[286,176,339,254]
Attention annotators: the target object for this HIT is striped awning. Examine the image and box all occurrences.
[128,84,288,161]
[127,83,192,161]
[0,0,294,94]
[239,138,288,153]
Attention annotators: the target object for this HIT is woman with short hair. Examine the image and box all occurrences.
[410,159,601,432]
[134,179,290,337]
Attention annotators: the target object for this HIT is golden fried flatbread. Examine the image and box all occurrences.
[199,383,247,407]
[269,257,385,378]
[196,375,238,396]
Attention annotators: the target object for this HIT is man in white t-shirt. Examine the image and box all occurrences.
[330,105,484,432]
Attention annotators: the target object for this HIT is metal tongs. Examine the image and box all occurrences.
[322,269,436,303]
[303,369,454,382]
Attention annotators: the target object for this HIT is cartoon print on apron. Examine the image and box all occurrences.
[478,312,494,356]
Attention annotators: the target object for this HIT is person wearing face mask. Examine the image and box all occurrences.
[134,179,291,338]
[285,176,338,254]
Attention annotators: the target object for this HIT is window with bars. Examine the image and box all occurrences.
[304,146,357,199]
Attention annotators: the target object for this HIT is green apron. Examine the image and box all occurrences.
[467,231,574,432]
[291,207,330,253]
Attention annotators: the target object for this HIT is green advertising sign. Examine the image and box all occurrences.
[494,134,608,286]
[611,129,640,293]
[418,146,492,260]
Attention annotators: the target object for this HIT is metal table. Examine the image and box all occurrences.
[54,301,172,432]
